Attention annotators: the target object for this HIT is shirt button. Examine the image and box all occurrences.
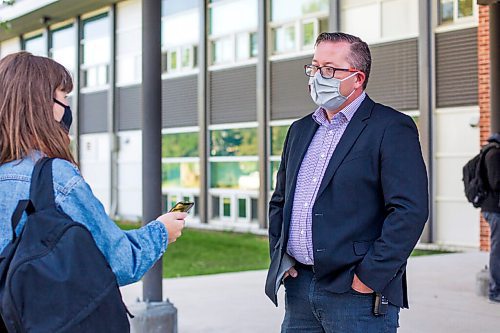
[312,178,317,183]
[300,230,304,235]
[304,203,309,208]
[320,154,325,158]
[329,130,333,135]
[305,257,310,262]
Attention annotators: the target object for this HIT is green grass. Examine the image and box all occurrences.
[115,221,453,278]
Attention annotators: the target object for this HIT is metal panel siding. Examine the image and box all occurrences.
[117,85,141,131]
[271,56,317,120]
[436,28,478,107]
[210,65,257,124]
[366,39,419,111]
[80,91,108,134]
[162,75,199,128]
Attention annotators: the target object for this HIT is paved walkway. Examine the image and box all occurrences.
[120,252,499,332]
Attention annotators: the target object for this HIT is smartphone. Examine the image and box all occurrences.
[169,201,194,213]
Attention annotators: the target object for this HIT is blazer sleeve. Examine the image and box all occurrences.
[355,114,429,292]
[268,124,292,257]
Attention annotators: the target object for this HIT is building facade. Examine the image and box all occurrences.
[0,0,490,248]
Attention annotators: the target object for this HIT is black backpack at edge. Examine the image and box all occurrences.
[462,142,500,208]
[0,158,131,332]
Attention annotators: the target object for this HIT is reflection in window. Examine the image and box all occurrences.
[50,25,75,76]
[271,0,328,22]
[458,0,473,18]
[23,34,46,56]
[271,0,328,55]
[274,25,296,53]
[162,162,200,188]
[82,14,110,88]
[209,0,258,65]
[211,161,259,189]
[116,0,142,85]
[162,132,199,158]
[210,128,258,157]
[270,125,289,156]
[439,0,474,25]
[270,160,281,191]
[162,131,199,189]
[162,0,199,73]
[302,21,315,47]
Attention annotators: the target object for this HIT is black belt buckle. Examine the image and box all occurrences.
[373,293,388,316]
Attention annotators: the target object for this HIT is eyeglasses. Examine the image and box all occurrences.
[304,64,358,79]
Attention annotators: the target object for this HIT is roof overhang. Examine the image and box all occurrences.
[0,0,120,41]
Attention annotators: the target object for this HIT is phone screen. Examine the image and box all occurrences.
[169,201,194,213]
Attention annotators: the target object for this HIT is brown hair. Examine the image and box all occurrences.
[0,51,76,164]
[315,32,372,89]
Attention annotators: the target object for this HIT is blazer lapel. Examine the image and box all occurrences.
[315,96,375,199]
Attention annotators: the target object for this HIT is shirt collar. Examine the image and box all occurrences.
[312,91,366,126]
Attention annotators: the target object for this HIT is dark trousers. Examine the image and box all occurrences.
[281,265,400,333]
[483,212,500,301]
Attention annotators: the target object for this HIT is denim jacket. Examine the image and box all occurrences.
[0,154,168,286]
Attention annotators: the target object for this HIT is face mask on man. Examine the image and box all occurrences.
[53,98,73,132]
[309,71,358,111]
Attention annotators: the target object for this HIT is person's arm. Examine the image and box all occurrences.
[268,125,292,256]
[485,148,500,192]
[54,162,174,286]
[355,115,429,292]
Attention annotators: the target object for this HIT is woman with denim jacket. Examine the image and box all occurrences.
[0,51,186,286]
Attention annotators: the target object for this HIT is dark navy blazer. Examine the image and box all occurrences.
[265,96,429,308]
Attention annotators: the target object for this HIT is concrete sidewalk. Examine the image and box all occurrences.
[120,252,499,332]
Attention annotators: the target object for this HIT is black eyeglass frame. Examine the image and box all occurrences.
[304,64,359,79]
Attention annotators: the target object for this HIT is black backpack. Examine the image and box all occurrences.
[0,158,131,332]
[462,142,500,208]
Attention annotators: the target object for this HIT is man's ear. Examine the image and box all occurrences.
[355,72,366,89]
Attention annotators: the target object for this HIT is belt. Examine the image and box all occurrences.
[294,261,315,273]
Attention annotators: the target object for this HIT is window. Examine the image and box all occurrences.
[162,131,200,189]
[81,14,110,89]
[161,0,199,74]
[23,34,46,56]
[209,126,259,190]
[210,128,258,157]
[116,0,142,86]
[341,0,419,44]
[270,0,328,56]
[439,0,475,25]
[270,124,290,190]
[209,0,258,65]
[49,25,76,76]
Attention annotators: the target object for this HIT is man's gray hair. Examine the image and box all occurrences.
[315,32,371,89]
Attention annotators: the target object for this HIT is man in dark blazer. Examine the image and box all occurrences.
[265,32,429,333]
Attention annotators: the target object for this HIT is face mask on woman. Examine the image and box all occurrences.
[53,99,73,132]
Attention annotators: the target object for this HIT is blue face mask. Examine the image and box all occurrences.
[53,98,73,132]
[309,72,358,111]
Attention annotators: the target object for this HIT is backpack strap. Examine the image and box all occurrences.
[29,157,56,211]
[10,200,34,242]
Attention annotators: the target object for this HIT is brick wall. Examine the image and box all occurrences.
[478,5,491,252]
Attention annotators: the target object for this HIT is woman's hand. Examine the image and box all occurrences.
[156,212,187,244]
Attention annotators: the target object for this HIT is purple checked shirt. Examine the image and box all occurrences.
[287,92,366,265]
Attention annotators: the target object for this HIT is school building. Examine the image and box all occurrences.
[1,0,498,250]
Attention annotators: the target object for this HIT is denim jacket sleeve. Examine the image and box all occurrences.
[52,159,168,286]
